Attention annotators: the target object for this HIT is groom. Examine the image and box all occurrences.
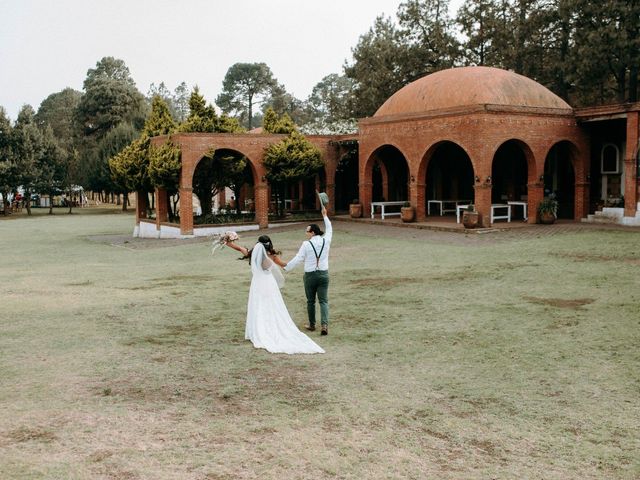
[284,205,333,335]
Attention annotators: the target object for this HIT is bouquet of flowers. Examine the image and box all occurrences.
[211,231,239,255]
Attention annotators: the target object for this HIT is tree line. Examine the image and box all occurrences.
[1,0,638,215]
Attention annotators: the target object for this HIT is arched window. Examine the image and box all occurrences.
[601,144,620,174]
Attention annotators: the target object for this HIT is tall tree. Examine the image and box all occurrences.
[179,87,243,133]
[397,0,462,76]
[172,81,190,123]
[35,126,65,215]
[12,105,44,216]
[263,83,308,126]
[345,16,412,117]
[216,63,277,129]
[75,57,147,198]
[457,0,505,66]
[262,107,296,134]
[103,121,140,209]
[572,0,640,104]
[36,88,84,212]
[0,107,16,214]
[305,74,355,123]
[35,88,82,152]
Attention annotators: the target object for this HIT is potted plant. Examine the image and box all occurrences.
[349,198,362,218]
[538,195,558,224]
[401,201,415,223]
[462,204,480,228]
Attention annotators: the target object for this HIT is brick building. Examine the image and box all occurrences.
[139,66,639,237]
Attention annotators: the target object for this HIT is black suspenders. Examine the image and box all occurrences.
[308,238,325,271]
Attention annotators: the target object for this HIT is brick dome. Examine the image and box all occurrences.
[374,66,571,117]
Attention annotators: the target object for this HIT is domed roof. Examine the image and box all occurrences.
[374,66,571,117]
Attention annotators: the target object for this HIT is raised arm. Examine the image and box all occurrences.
[322,206,332,242]
[225,241,249,257]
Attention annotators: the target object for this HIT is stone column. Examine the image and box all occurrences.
[624,111,639,217]
[179,187,193,236]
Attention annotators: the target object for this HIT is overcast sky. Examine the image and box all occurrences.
[0,0,464,121]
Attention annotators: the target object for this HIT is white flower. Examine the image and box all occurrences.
[211,231,239,255]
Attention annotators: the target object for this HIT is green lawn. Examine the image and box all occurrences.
[1,210,638,479]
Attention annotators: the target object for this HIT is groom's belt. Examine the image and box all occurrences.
[304,269,328,273]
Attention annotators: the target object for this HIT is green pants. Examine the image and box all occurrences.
[303,270,329,327]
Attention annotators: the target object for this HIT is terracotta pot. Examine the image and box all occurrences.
[462,210,480,228]
[401,206,415,223]
[539,211,556,224]
[349,203,362,218]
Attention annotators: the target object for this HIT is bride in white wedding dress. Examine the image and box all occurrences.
[226,236,324,355]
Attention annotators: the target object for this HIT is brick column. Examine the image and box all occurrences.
[624,110,639,216]
[179,187,193,235]
[156,188,168,233]
[574,182,589,220]
[528,182,544,224]
[254,184,269,228]
[325,182,335,215]
[362,182,373,219]
[474,183,492,227]
[135,191,148,224]
[415,180,426,220]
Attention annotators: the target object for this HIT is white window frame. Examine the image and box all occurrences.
[601,143,620,174]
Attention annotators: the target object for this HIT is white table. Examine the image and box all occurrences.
[456,204,471,223]
[428,199,471,216]
[507,201,528,221]
[370,201,406,219]
[491,204,511,223]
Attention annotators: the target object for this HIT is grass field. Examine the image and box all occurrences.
[0,209,639,479]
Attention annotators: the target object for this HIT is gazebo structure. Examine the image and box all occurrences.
[358,66,591,226]
[138,66,639,237]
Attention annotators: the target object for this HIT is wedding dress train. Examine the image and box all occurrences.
[245,243,324,354]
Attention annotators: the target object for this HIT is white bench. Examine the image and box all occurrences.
[370,201,406,219]
[491,204,511,223]
[456,204,471,223]
[507,201,528,221]
[428,199,471,216]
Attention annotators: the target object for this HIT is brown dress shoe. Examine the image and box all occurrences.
[304,325,316,331]
[321,326,328,335]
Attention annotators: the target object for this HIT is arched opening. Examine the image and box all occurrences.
[334,144,359,211]
[544,142,576,219]
[491,140,530,220]
[191,148,255,224]
[369,145,409,202]
[424,142,474,216]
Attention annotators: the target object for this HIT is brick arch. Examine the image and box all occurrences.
[190,147,259,217]
[542,139,585,220]
[490,139,536,180]
[362,144,410,212]
[489,139,535,216]
[541,139,584,180]
[416,140,474,219]
[417,140,475,183]
[183,144,263,190]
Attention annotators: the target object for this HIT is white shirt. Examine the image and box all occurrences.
[284,216,332,273]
